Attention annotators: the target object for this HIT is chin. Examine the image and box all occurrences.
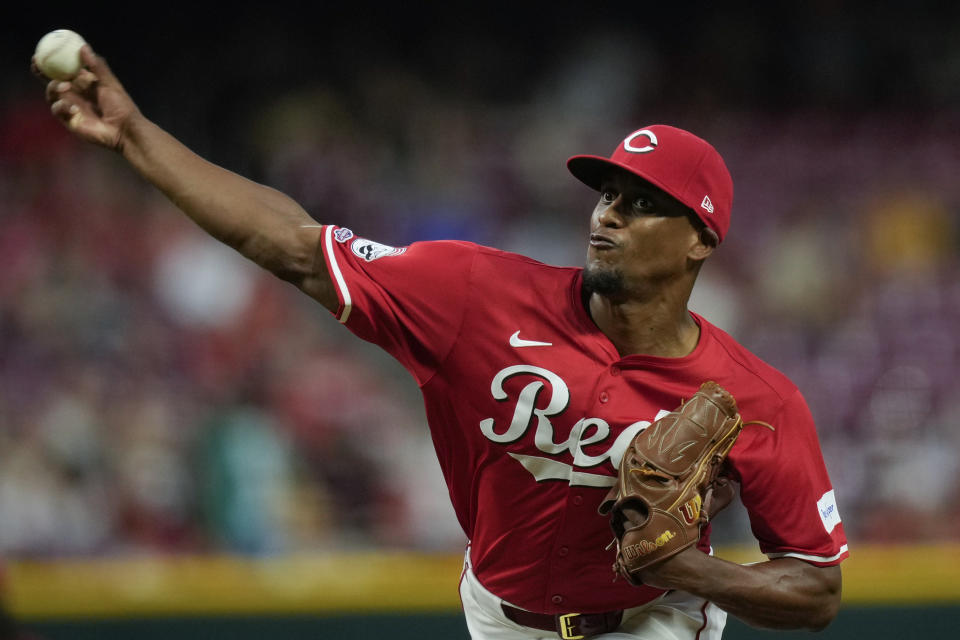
[583,265,626,297]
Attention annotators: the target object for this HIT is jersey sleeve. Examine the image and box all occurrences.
[731,389,849,566]
[319,225,477,385]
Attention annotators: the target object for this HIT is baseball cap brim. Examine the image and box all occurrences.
[567,155,690,211]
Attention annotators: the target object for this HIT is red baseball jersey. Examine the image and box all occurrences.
[320,226,849,614]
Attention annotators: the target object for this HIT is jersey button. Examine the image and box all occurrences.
[610,365,620,376]
[572,495,583,506]
[599,391,609,403]
[558,546,569,557]
[552,595,564,605]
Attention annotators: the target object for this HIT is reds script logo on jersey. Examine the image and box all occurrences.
[479,364,669,488]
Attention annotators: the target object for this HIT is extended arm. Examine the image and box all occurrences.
[640,548,842,631]
[39,45,337,311]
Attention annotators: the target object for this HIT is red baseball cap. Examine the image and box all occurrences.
[567,125,734,242]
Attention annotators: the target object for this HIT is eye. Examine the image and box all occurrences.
[632,196,654,211]
[599,189,617,204]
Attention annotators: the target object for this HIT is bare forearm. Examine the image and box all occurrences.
[643,551,842,630]
[42,47,335,307]
[695,557,840,630]
[120,114,316,279]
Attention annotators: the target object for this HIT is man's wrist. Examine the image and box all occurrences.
[116,110,149,156]
[638,546,711,591]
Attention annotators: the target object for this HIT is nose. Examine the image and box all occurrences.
[595,196,626,228]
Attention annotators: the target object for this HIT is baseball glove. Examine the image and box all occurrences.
[598,381,743,585]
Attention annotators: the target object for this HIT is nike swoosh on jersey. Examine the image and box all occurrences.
[509,331,553,348]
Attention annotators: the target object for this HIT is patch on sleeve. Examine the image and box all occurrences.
[351,238,407,262]
[817,490,842,533]
[334,227,354,243]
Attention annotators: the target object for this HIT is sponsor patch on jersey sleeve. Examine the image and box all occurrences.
[350,238,407,261]
[817,489,842,533]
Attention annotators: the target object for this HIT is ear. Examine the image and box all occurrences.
[688,228,717,261]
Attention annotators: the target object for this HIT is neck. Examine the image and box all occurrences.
[587,290,700,358]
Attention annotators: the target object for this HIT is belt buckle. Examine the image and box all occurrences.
[558,613,585,640]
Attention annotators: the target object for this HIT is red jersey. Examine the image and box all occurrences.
[321,227,849,614]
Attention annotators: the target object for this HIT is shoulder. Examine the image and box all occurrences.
[388,240,582,301]
[697,314,801,410]
[403,239,569,270]
[470,244,582,282]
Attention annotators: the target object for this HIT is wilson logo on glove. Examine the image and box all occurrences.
[680,495,702,526]
[622,529,678,560]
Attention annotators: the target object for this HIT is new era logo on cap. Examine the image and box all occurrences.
[566,125,734,241]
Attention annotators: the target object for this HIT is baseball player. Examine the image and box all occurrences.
[38,46,847,639]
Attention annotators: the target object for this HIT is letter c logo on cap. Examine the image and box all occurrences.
[623,129,658,154]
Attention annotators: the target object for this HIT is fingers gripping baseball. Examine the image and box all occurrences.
[44,46,138,151]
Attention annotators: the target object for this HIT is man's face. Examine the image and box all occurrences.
[583,170,704,299]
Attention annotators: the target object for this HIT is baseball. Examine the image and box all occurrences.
[34,29,87,80]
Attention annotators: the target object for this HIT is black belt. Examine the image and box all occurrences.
[501,604,624,639]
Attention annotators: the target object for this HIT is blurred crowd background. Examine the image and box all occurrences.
[0,2,958,559]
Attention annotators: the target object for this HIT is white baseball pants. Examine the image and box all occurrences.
[458,549,726,640]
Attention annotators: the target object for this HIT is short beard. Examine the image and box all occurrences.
[583,265,626,298]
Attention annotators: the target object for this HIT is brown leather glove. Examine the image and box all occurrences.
[598,381,743,585]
